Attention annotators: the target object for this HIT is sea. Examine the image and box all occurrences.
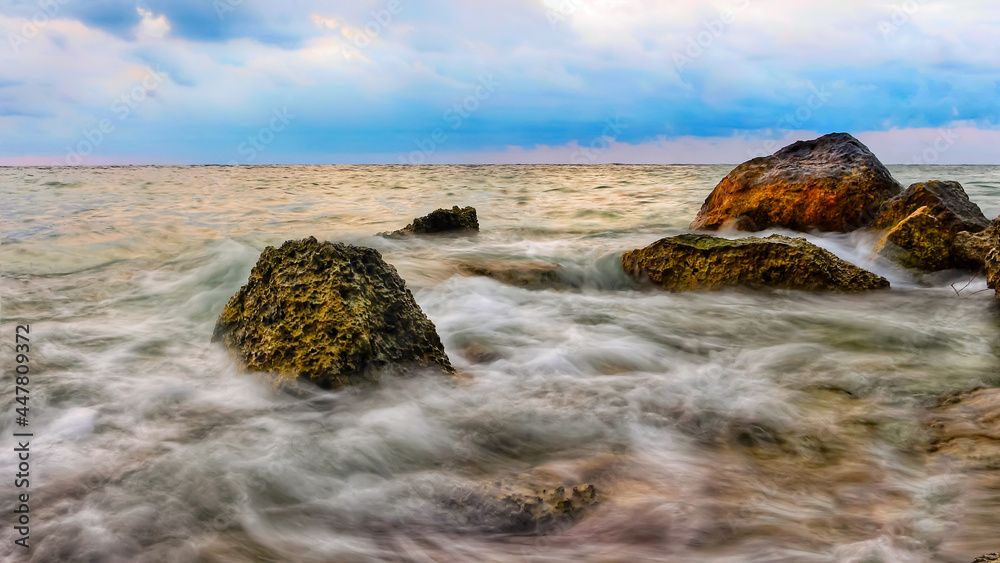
[2,164,1000,562]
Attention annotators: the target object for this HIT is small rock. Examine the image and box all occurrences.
[872,206,953,272]
[690,133,902,233]
[212,237,454,389]
[972,554,1000,563]
[871,180,990,235]
[384,206,479,236]
[622,233,889,293]
[442,482,599,534]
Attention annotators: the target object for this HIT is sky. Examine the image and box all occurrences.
[0,0,998,165]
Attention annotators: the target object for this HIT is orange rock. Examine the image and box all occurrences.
[690,133,902,233]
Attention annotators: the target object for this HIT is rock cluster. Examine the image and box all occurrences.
[212,237,454,389]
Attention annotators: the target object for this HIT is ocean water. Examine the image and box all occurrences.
[2,164,1000,563]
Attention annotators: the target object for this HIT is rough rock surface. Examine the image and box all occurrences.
[973,554,1000,563]
[622,234,890,292]
[458,260,563,289]
[385,206,479,236]
[212,237,454,389]
[986,223,1000,298]
[952,226,996,272]
[443,482,599,534]
[871,180,990,235]
[872,206,953,271]
[690,133,902,233]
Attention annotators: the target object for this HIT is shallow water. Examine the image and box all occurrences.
[2,164,1000,562]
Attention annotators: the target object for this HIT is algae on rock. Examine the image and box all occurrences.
[622,234,889,293]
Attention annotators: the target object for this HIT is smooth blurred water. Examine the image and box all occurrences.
[1,165,999,562]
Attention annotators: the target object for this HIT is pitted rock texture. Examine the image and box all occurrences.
[213,237,454,389]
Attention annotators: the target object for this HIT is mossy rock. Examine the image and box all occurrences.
[212,237,454,389]
[384,206,479,236]
[873,206,953,272]
[622,233,889,292]
[690,133,902,233]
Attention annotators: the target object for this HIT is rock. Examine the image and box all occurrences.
[926,388,1000,470]
[212,237,454,389]
[871,180,990,235]
[384,206,479,236]
[622,234,889,292]
[690,133,902,233]
[985,223,1000,298]
[872,206,953,272]
[458,260,563,289]
[952,227,995,272]
[442,482,599,534]
[973,554,1000,563]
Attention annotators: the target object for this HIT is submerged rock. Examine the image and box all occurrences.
[622,234,889,292]
[927,388,1000,470]
[871,180,990,235]
[384,206,479,236]
[458,260,563,289]
[973,554,1000,563]
[872,206,953,272]
[442,482,599,534]
[212,237,454,389]
[690,133,902,233]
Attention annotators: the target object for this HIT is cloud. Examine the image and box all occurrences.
[0,0,998,164]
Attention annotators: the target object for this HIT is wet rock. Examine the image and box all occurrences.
[973,554,1000,563]
[621,233,890,293]
[458,260,563,289]
[384,206,479,236]
[872,206,953,272]
[690,133,902,233]
[212,237,454,389]
[443,482,599,534]
[871,180,990,235]
[926,388,1000,470]
[952,226,995,272]
[985,225,1000,298]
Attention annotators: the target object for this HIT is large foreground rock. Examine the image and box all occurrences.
[690,133,902,232]
[384,206,479,236]
[622,234,889,292]
[213,237,454,389]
